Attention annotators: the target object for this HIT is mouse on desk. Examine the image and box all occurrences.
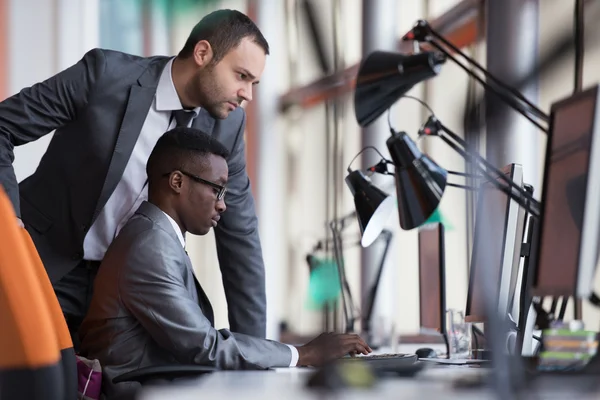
[415,347,437,359]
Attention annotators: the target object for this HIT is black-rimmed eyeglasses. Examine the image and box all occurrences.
[163,170,227,200]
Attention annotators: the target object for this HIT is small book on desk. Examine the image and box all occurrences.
[342,353,423,376]
[418,358,490,365]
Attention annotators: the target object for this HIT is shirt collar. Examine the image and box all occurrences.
[161,210,186,248]
[155,57,201,116]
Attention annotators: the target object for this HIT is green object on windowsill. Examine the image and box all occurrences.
[423,207,454,231]
[306,258,341,310]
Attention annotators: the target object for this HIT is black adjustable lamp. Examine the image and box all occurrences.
[354,50,446,127]
[345,133,448,238]
[344,170,396,247]
[386,130,447,230]
[349,45,450,234]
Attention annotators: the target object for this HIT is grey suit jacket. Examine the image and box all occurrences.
[0,48,265,336]
[79,201,291,400]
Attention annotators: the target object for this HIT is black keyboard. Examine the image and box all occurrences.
[341,353,419,373]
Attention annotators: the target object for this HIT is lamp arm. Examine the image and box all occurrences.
[407,20,549,128]
[313,235,363,252]
[439,121,526,194]
[429,121,541,218]
[424,25,549,124]
[329,221,355,333]
[447,170,483,179]
[425,40,548,133]
[335,210,358,230]
[361,229,394,338]
[447,182,478,191]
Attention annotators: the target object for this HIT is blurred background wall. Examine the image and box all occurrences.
[2,0,600,340]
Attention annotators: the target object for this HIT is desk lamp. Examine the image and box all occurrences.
[344,169,396,247]
[346,143,446,237]
[354,50,446,128]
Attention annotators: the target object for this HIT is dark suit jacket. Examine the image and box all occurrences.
[0,48,266,337]
[79,201,291,400]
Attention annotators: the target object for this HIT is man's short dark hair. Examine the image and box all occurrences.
[146,127,230,186]
[178,9,269,63]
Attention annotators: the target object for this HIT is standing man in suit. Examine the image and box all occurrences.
[80,127,371,399]
[0,9,270,347]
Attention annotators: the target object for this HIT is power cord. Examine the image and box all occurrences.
[346,146,389,173]
[386,95,436,133]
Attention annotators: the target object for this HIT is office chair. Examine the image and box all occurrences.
[0,186,65,399]
[20,229,79,398]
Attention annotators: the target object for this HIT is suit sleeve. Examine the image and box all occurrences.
[0,48,107,217]
[214,112,267,338]
[118,231,291,369]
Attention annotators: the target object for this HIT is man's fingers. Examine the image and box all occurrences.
[354,344,370,355]
[326,334,373,357]
[355,336,372,352]
[341,342,370,356]
[339,335,371,351]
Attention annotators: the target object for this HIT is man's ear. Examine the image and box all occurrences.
[193,40,213,67]
[169,171,184,194]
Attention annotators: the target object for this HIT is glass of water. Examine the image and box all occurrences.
[369,315,397,352]
[446,309,472,359]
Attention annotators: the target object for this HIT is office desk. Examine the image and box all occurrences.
[138,366,496,400]
[138,363,600,400]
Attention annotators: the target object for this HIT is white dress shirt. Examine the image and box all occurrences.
[161,210,186,248]
[160,210,299,367]
[83,58,199,261]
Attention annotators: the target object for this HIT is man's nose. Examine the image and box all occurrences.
[239,84,253,102]
[216,198,226,213]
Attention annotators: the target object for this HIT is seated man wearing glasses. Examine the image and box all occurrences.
[79,127,371,399]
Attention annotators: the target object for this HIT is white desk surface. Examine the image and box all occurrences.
[138,365,496,400]
[137,342,600,400]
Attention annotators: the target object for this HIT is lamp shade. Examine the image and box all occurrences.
[387,130,447,230]
[354,50,446,127]
[345,170,396,247]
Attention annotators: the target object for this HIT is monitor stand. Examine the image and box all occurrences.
[516,213,541,355]
[361,229,394,346]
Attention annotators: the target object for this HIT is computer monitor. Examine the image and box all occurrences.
[532,85,600,299]
[465,164,527,323]
[418,222,446,334]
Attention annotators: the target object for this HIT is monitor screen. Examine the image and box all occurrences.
[532,85,600,298]
[418,222,446,333]
[466,164,526,322]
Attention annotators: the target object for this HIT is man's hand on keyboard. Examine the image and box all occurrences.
[296,333,372,367]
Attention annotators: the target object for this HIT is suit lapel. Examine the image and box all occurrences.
[138,202,216,327]
[93,58,169,221]
[183,253,215,327]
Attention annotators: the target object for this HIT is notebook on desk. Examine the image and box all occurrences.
[417,358,490,365]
